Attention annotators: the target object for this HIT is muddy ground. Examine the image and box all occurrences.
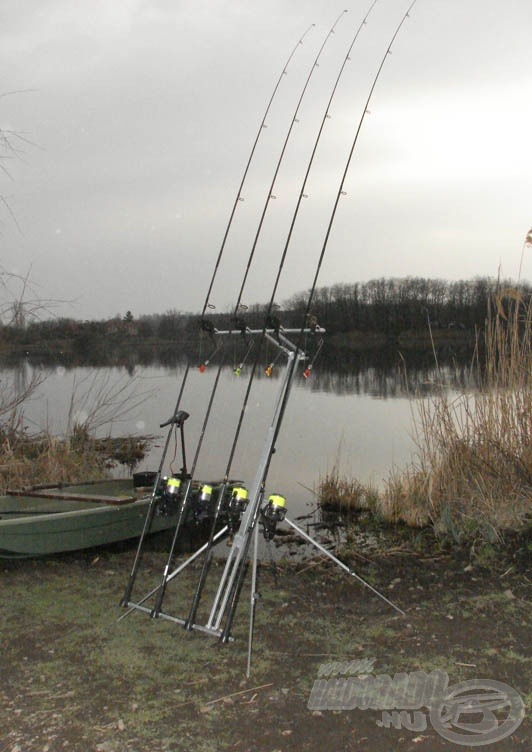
[1,531,530,752]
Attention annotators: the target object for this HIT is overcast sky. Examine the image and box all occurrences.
[1,0,531,321]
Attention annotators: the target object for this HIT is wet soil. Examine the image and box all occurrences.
[0,533,530,752]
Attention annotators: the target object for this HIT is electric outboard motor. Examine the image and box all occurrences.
[261,493,286,540]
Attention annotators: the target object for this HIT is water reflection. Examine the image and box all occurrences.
[3,343,477,400]
[0,349,473,509]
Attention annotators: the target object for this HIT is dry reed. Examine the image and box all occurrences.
[319,285,531,544]
[383,287,531,541]
[0,371,153,494]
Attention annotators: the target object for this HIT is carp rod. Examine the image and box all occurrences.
[185,0,396,633]
[213,0,382,491]
[271,0,419,453]
[120,25,313,608]
[184,10,357,629]
[129,14,348,619]
[217,0,418,649]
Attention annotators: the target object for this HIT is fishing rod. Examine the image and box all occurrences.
[152,16,347,623]
[184,0,380,636]
[119,24,313,610]
[262,0,420,555]
[184,12,350,629]
[127,17,341,620]
[209,0,381,513]
[200,0,379,492]
[250,0,419,483]
[259,0,420,496]
[217,0,418,650]
[123,2,418,653]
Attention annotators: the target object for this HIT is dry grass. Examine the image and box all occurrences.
[319,466,379,515]
[320,286,531,545]
[384,287,531,541]
[0,428,153,494]
[0,371,154,494]
[0,429,109,494]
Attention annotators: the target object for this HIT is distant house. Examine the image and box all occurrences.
[104,318,139,337]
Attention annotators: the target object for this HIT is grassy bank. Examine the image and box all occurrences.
[320,290,531,551]
[1,542,530,751]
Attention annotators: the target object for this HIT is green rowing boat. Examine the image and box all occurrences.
[0,477,233,558]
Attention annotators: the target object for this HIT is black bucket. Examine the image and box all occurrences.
[133,471,158,489]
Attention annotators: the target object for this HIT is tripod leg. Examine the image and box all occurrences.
[120,481,160,607]
[284,517,405,616]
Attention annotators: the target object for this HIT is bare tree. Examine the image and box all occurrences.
[0,265,65,327]
[1,89,38,230]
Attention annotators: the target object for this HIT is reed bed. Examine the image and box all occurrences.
[403,289,531,541]
[320,287,531,544]
[0,370,154,494]
[0,429,109,495]
[319,467,379,515]
[0,428,152,494]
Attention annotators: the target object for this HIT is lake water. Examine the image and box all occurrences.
[1,352,465,517]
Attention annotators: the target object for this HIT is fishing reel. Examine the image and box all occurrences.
[261,493,287,540]
[192,483,213,523]
[156,475,182,517]
[227,486,249,533]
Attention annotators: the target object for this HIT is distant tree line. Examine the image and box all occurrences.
[0,276,529,352]
[283,276,531,335]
